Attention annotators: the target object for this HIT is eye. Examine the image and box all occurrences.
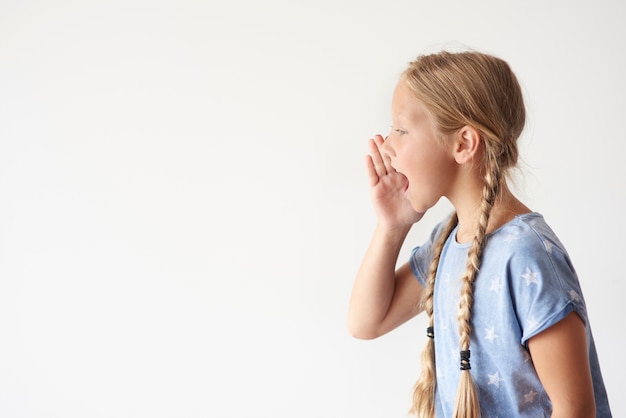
[394,128,408,135]
[390,125,408,136]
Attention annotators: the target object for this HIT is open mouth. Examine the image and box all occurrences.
[396,171,409,194]
[393,166,409,194]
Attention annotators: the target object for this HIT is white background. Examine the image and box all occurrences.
[1,0,624,417]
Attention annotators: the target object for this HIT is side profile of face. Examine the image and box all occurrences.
[382,81,459,213]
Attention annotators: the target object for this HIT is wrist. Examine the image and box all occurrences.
[375,221,412,240]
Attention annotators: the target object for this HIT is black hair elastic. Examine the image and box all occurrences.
[460,350,471,370]
[426,327,434,339]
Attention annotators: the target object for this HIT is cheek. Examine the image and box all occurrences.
[411,150,455,185]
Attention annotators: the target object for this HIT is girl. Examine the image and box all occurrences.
[347,50,612,417]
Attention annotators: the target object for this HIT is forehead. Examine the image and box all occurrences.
[391,81,431,124]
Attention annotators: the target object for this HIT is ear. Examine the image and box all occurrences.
[453,125,481,164]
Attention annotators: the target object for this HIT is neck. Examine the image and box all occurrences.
[453,184,531,244]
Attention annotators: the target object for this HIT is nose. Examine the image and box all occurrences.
[380,135,395,158]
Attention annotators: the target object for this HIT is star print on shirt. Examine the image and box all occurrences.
[523,388,538,404]
[526,316,539,332]
[521,267,539,286]
[504,233,518,244]
[490,276,503,293]
[485,327,499,342]
[488,371,505,388]
[569,289,581,302]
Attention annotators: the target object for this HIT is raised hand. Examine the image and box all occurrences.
[365,135,424,229]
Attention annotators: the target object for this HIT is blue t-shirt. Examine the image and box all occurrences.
[410,213,611,417]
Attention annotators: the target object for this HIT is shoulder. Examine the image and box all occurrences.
[485,214,588,341]
[410,213,457,284]
[492,213,553,246]
[486,213,577,283]
[487,213,570,262]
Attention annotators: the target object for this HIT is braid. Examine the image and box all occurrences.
[410,213,458,418]
[452,153,502,418]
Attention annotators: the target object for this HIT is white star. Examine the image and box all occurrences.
[521,267,539,286]
[504,233,518,244]
[523,388,538,404]
[485,327,499,343]
[569,290,581,302]
[488,371,504,387]
[526,316,539,331]
[490,276,503,293]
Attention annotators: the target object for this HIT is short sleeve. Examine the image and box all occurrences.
[505,228,588,346]
[409,217,452,287]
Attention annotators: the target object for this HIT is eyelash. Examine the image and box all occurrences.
[394,128,408,135]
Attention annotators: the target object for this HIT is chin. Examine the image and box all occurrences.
[406,191,435,213]
[409,199,435,214]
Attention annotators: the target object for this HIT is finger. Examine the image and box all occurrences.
[379,135,396,174]
[368,136,387,178]
[364,154,379,187]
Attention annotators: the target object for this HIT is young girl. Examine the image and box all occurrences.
[347,50,612,417]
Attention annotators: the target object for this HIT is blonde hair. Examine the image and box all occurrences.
[403,51,526,418]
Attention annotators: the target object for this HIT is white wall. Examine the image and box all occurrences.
[1,0,624,416]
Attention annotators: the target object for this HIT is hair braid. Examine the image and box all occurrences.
[452,153,502,418]
[410,213,458,418]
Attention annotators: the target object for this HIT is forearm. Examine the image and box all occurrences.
[347,222,412,339]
